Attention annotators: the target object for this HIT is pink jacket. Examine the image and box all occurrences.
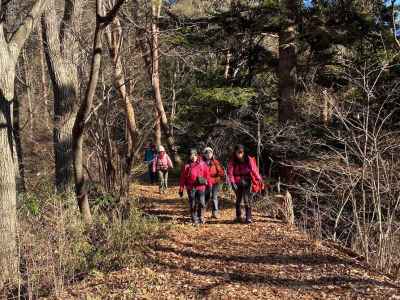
[227,156,262,185]
[152,153,173,172]
[179,159,212,193]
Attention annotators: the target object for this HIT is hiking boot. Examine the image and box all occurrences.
[191,212,197,224]
[235,206,242,223]
[245,207,253,224]
[199,208,206,224]
[212,211,219,219]
[192,216,201,225]
[234,217,243,223]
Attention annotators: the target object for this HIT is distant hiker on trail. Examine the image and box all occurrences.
[179,148,212,225]
[202,147,224,219]
[144,142,156,184]
[228,144,263,224]
[152,145,173,194]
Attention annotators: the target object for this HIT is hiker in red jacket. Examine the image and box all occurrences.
[227,144,263,224]
[152,145,173,194]
[179,148,211,224]
[203,147,225,219]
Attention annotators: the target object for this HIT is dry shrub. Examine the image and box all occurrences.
[1,183,163,299]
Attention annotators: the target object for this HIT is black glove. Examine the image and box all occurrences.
[179,191,184,198]
[231,183,238,191]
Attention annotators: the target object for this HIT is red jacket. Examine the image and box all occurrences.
[227,156,263,192]
[203,157,225,185]
[179,159,211,193]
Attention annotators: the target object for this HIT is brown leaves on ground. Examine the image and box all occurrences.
[60,183,400,299]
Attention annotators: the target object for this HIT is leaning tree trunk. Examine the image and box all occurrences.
[132,0,181,164]
[42,0,82,192]
[278,0,298,124]
[150,1,181,165]
[72,0,125,222]
[154,113,162,147]
[106,15,138,197]
[0,0,49,286]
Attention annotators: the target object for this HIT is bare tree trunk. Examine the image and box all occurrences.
[278,0,298,123]
[38,24,50,128]
[0,0,49,286]
[72,27,101,224]
[72,0,125,222]
[42,0,82,192]
[154,112,162,147]
[224,49,231,80]
[170,62,179,138]
[131,0,180,162]
[321,89,334,126]
[22,49,34,138]
[106,15,138,197]
[150,1,181,165]
[0,97,17,286]
[13,94,26,193]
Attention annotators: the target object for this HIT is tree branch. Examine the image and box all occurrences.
[60,0,83,47]
[391,0,400,50]
[97,0,125,27]
[9,0,49,57]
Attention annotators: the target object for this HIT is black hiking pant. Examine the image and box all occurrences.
[235,184,252,222]
[188,189,206,224]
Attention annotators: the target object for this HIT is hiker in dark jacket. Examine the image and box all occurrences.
[144,142,156,183]
[179,149,211,224]
[227,144,262,224]
[203,147,225,219]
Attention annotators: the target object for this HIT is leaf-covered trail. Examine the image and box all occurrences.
[65,183,399,299]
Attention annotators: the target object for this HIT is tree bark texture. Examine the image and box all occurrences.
[42,0,82,192]
[150,1,181,165]
[21,48,34,138]
[278,0,298,123]
[106,16,138,197]
[131,0,181,164]
[38,24,50,128]
[0,0,49,285]
[13,94,26,193]
[72,0,125,222]
[0,96,17,286]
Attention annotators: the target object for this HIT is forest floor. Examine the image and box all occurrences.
[61,181,400,299]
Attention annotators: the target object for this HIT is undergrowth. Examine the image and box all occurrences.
[3,180,165,299]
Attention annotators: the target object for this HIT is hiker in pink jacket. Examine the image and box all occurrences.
[152,145,173,194]
[227,144,262,223]
[179,148,211,224]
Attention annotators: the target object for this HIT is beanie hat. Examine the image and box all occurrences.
[189,148,198,156]
[158,145,165,152]
[203,147,213,154]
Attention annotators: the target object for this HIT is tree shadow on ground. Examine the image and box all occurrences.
[147,256,399,296]
[150,244,360,267]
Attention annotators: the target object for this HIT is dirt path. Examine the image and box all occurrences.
[64,183,400,299]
